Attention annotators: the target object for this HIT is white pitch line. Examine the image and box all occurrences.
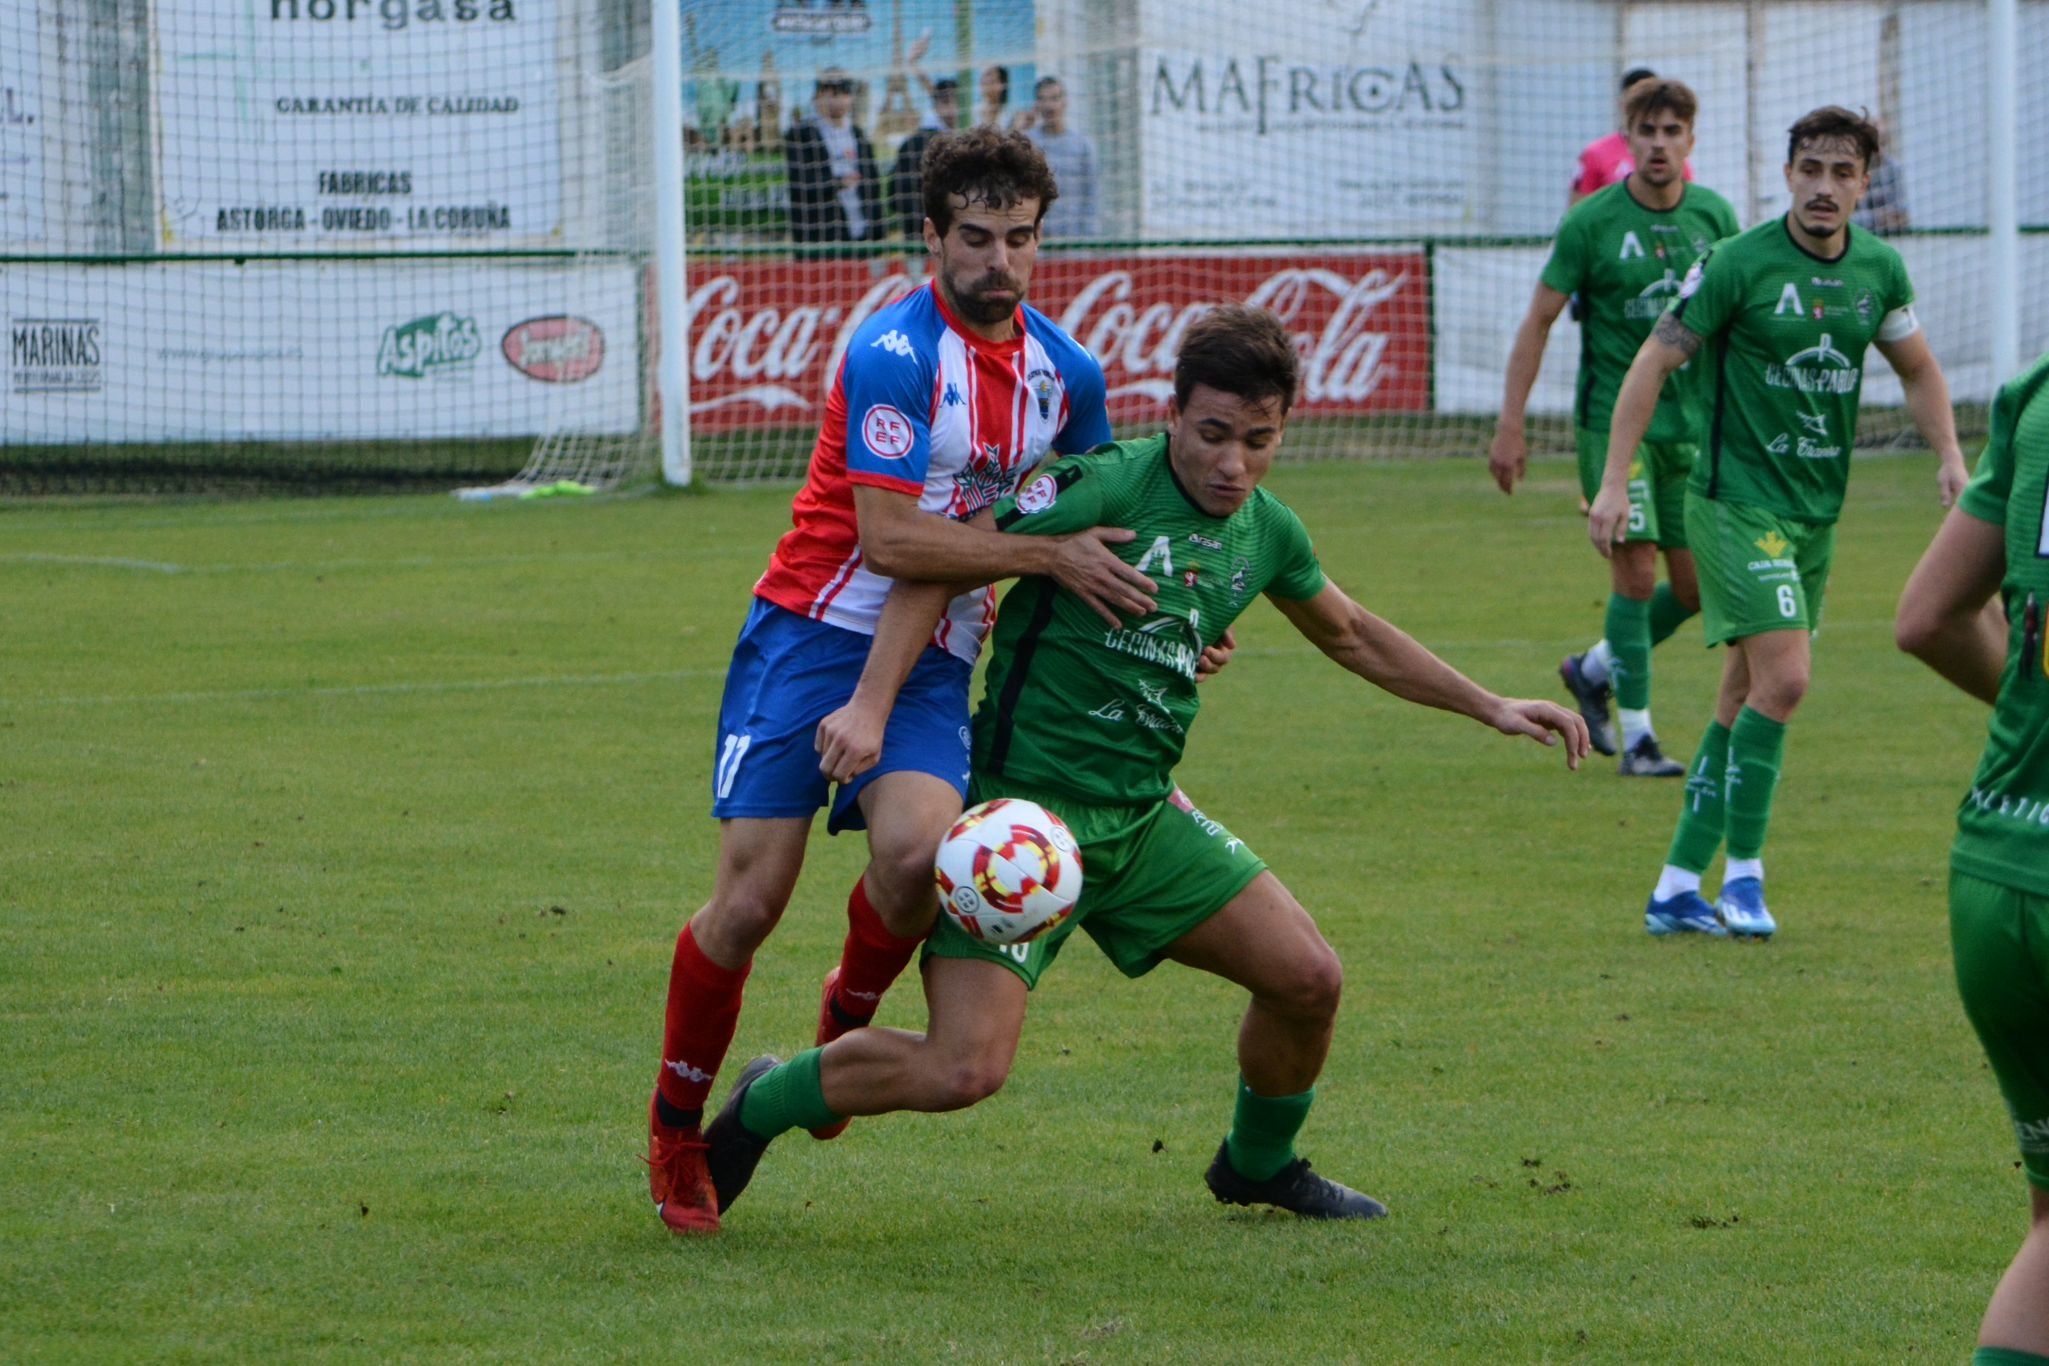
[2,553,187,573]
[5,666,729,711]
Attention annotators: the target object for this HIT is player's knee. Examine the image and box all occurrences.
[1753,668,1808,716]
[930,1055,1010,1110]
[1674,579,1701,613]
[698,882,789,953]
[868,842,944,933]
[1274,944,1344,1022]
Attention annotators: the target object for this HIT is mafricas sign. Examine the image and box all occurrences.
[680,251,1431,432]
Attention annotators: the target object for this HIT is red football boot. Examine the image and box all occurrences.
[647,1093,719,1233]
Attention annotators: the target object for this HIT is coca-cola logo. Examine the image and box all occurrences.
[502,315,605,383]
[680,254,1429,430]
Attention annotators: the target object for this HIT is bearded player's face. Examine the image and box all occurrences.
[925,195,1042,333]
[1166,383,1288,518]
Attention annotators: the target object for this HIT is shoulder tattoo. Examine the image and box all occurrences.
[1652,312,1703,359]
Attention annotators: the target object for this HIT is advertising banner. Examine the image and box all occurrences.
[0,6,45,243]
[152,0,560,248]
[681,248,1431,433]
[1136,0,1480,238]
[0,260,638,442]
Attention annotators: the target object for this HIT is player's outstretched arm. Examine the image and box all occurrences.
[853,485,1155,626]
[1271,581,1590,768]
[1588,317,1694,555]
[1896,505,2008,705]
[1875,330,1970,506]
[1490,284,1571,494]
[816,577,960,784]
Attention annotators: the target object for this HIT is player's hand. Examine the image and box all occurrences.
[816,700,888,785]
[1487,697,1591,770]
[1195,626,1238,682]
[1487,427,1526,494]
[1049,527,1156,627]
[1936,454,1969,508]
[1586,486,1630,558]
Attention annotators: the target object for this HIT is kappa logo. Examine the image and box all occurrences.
[871,329,916,359]
[663,1059,712,1084]
[1754,531,1790,558]
[943,381,963,406]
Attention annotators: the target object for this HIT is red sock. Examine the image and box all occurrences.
[654,920,750,1127]
[829,876,925,1025]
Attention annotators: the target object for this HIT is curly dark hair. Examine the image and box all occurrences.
[919,127,1060,234]
[1787,105,1881,171]
[1173,306,1300,416]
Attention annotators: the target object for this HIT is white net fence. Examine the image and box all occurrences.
[678,0,2049,483]
[2,1,2044,491]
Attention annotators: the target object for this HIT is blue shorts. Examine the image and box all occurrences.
[711,597,973,834]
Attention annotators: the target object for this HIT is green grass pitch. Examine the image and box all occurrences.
[0,454,2019,1361]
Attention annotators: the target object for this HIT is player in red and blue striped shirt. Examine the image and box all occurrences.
[648,128,1157,1235]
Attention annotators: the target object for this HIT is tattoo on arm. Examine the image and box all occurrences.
[1652,313,1703,360]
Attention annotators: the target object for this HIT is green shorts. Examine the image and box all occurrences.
[926,777,1267,990]
[1576,427,1695,549]
[1950,867,2049,1190]
[1684,493,1835,646]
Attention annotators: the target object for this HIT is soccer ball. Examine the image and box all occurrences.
[934,798,1083,945]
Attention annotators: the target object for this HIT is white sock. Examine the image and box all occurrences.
[1724,857,1764,883]
[1653,864,1701,901]
[1580,639,1613,686]
[1618,708,1653,750]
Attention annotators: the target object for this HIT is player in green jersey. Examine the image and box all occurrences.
[1898,353,2049,1366]
[699,307,1590,1222]
[1590,106,1968,939]
[1492,78,1741,775]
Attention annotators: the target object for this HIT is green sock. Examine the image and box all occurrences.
[737,1047,840,1142]
[1224,1078,1315,1182]
[1971,1349,2049,1366]
[1648,582,1697,647]
[1605,593,1653,710]
[1665,720,1731,873]
[1724,706,1788,861]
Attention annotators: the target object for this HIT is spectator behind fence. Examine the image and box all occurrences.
[785,67,884,245]
[1852,121,1910,234]
[1022,77,1098,239]
[890,76,959,238]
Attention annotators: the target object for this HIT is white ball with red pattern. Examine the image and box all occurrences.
[933,797,1083,946]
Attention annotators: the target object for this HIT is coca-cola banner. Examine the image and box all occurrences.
[684,249,1430,432]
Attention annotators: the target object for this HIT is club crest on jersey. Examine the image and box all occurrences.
[1854,288,1877,327]
[861,404,915,460]
[1229,557,1251,600]
[1182,567,1199,588]
[1016,474,1058,515]
[1027,367,1056,421]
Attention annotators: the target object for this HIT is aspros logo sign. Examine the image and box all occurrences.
[376,311,482,379]
[501,315,604,383]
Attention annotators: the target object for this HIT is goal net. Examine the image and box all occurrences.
[3,1,2043,493]
[1,0,656,495]
[676,0,2048,483]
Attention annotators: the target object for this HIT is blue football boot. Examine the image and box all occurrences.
[1644,889,1729,937]
[1716,877,1777,939]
